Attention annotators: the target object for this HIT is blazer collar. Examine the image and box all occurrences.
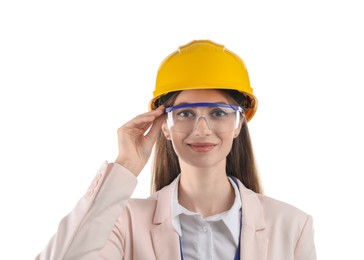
[150,176,268,260]
[152,176,179,224]
[150,177,181,260]
[237,179,268,260]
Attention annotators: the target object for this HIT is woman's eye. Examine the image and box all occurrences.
[211,109,228,117]
[176,110,195,117]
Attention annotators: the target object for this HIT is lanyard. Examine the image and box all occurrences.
[179,177,242,260]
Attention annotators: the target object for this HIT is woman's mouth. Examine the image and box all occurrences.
[188,142,216,153]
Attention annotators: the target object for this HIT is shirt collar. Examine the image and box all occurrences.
[171,175,242,246]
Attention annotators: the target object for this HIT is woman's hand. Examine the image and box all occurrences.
[114,105,165,177]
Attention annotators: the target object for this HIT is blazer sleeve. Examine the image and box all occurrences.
[294,215,317,260]
[35,161,138,260]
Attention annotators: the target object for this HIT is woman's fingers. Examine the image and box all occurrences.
[145,112,165,142]
[115,105,166,176]
[121,106,165,135]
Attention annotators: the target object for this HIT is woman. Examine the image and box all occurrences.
[36,40,316,260]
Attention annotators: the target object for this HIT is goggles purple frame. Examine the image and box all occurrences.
[165,102,243,113]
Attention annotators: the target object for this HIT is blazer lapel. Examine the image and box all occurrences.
[151,222,181,260]
[150,178,182,260]
[149,177,268,260]
[240,225,268,260]
[237,181,268,260]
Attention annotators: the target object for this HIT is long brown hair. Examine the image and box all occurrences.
[150,90,262,194]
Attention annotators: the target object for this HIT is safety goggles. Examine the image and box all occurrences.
[165,102,243,133]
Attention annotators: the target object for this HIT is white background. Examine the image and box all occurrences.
[1,0,363,259]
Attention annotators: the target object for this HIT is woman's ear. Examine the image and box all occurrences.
[234,129,241,138]
[234,115,244,138]
[161,122,171,140]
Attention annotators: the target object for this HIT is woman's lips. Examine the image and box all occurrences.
[188,142,216,153]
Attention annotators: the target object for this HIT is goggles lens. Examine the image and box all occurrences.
[165,103,243,133]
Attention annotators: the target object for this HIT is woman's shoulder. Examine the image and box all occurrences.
[124,186,165,211]
[254,192,312,231]
[124,197,158,215]
[258,193,309,217]
[238,181,311,221]
[123,180,176,221]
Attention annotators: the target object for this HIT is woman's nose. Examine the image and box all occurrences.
[192,115,213,135]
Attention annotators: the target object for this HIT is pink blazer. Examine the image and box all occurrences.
[36,162,316,260]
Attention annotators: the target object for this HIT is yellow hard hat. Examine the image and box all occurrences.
[150,40,257,121]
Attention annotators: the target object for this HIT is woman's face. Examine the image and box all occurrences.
[162,89,242,170]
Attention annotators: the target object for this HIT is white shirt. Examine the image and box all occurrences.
[171,175,242,260]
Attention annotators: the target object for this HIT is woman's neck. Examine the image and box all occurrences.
[178,164,235,218]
